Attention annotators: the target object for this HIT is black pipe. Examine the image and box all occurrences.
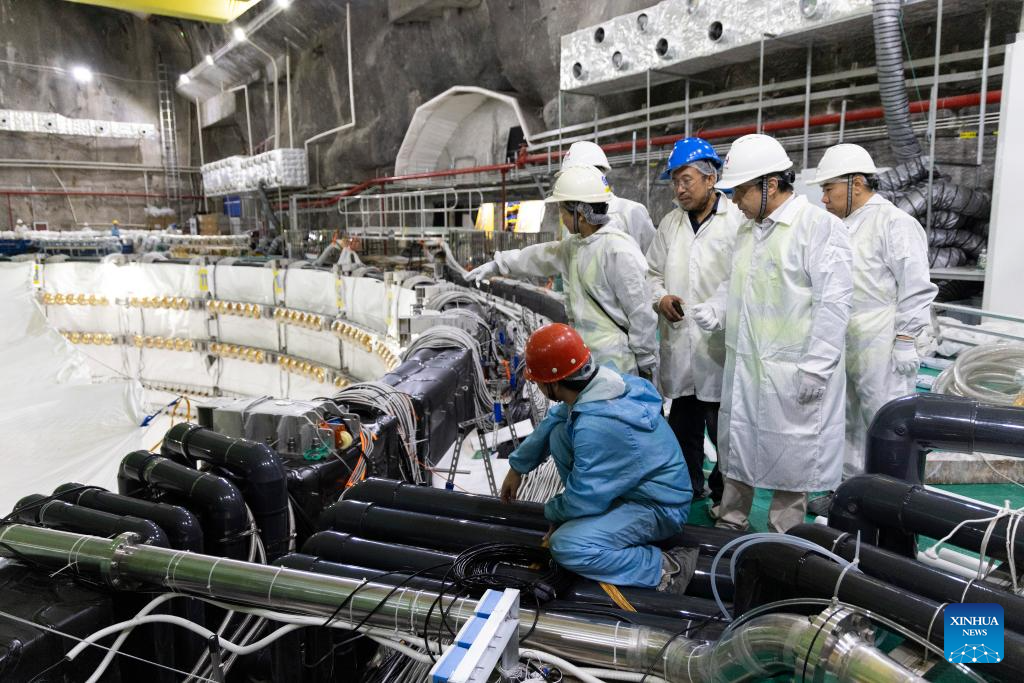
[687,553,734,602]
[318,500,545,551]
[735,541,1024,681]
[789,523,1024,633]
[345,479,748,554]
[54,483,204,553]
[866,393,1024,485]
[831,473,1024,560]
[345,478,549,531]
[302,531,726,622]
[118,450,250,561]
[161,423,290,560]
[12,494,169,547]
[275,553,448,592]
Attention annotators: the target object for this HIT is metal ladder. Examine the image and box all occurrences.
[156,62,183,224]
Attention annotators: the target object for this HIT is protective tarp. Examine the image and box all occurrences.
[285,327,341,367]
[213,263,279,305]
[0,262,146,513]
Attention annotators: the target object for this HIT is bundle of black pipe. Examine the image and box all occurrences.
[733,539,1024,681]
[866,393,1024,485]
[325,481,742,602]
[343,478,746,554]
[53,483,204,553]
[301,530,729,623]
[831,473,1024,560]
[118,450,250,561]
[789,524,1024,632]
[12,493,170,547]
[161,423,290,560]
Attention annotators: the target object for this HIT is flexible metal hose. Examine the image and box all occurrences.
[872,0,925,161]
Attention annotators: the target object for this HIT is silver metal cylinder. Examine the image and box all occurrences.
[0,525,924,683]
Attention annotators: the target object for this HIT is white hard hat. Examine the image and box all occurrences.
[807,143,879,185]
[561,141,611,172]
[715,134,793,189]
[545,165,615,203]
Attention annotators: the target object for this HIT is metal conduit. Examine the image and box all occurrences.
[0,525,922,683]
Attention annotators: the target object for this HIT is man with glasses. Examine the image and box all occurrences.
[806,144,936,514]
[646,138,744,505]
[690,134,853,532]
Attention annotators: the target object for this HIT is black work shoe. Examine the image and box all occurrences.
[807,492,835,518]
[657,547,700,594]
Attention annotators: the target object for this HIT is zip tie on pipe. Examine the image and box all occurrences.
[831,532,862,602]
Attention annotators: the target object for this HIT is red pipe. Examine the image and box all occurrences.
[520,90,1001,164]
[0,189,204,200]
[287,89,999,210]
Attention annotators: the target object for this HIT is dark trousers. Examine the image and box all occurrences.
[667,395,723,502]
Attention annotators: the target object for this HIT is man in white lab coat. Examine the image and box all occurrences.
[560,141,657,253]
[807,144,937,514]
[691,134,853,533]
[646,138,744,502]
[467,166,659,379]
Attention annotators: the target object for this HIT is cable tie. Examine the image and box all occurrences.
[924,602,949,663]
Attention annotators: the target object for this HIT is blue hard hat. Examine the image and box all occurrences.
[659,137,722,180]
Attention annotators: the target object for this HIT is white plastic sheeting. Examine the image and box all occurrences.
[394,86,543,178]
[0,262,147,513]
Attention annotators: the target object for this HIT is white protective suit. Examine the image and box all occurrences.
[844,193,938,475]
[705,194,853,493]
[493,228,658,375]
[646,194,744,400]
[608,196,657,254]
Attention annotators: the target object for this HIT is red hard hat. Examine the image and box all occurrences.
[523,323,591,382]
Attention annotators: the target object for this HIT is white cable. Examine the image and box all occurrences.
[82,593,177,683]
[520,650,609,683]
[578,670,669,683]
[67,614,301,661]
[368,636,435,664]
[710,534,856,621]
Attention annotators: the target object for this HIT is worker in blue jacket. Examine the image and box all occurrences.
[500,323,696,591]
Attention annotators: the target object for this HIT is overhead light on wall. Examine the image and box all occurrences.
[205,54,215,66]
[232,27,247,43]
[70,65,93,83]
[277,0,292,8]
[179,74,191,85]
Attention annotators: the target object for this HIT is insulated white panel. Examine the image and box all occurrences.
[128,308,206,340]
[213,264,279,305]
[218,359,283,397]
[283,374,336,401]
[139,349,214,390]
[201,148,308,196]
[342,343,389,382]
[127,262,206,299]
[215,316,280,350]
[347,278,388,333]
[285,327,341,367]
[46,304,121,334]
[0,109,154,138]
[283,269,338,316]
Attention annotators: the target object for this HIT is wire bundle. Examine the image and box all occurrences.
[334,382,421,483]
[402,325,492,418]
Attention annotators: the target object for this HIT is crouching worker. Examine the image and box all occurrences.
[500,323,696,592]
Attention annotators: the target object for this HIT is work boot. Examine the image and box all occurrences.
[807,492,835,518]
[657,546,700,595]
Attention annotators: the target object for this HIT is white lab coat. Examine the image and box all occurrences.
[608,196,656,254]
[706,194,853,492]
[844,194,938,475]
[493,228,659,375]
[645,194,744,400]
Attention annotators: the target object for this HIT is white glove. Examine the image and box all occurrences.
[892,338,919,377]
[796,371,827,404]
[466,261,499,284]
[689,303,720,331]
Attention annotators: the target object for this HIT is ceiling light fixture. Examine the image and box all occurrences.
[70,65,93,83]
[205,54,215,66]
[232,27,247,42]
[179,74,191,85]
